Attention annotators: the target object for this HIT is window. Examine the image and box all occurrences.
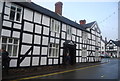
[9,4,22,22]
[1,37,19,57]
[66,25,72,35]
[82,31,87,40]
[48,43,59,58]
[82,49,87,57]
[50,19,60,33]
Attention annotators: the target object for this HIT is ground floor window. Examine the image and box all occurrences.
[48,43,59,58]
[1,36,19,57]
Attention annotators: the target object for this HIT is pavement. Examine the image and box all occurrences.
[2,58,110,81]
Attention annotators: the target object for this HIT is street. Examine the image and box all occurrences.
[37,58,118,79]
[12,58,119,81]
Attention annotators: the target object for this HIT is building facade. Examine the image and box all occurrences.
[106,40,120,58]
[0,2,101,68]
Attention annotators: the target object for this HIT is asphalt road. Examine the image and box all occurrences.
[36,58,119,79]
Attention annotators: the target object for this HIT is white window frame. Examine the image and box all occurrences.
[9,4,22,22]
[1,36,19,57]
[82,48,87,57]
[50,19,60,33]
[48,43,59,58]
[66,25,72,36]
[82,31,88,41]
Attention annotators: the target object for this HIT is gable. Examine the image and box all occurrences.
[91,22,101,34]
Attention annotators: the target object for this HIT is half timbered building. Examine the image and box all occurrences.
[0,2,102,68]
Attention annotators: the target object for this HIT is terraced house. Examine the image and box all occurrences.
[0,2,102,68]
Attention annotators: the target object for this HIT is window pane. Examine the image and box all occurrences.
[11,6,16,10]
[2,37,7,43]
[14,39,18,44]
[8,45,12,56]
[17,8,21,12]
[13,45,17,56]
[10,10,15,20]
[2,44,6,50]
[16,13,21,21]
[9,38,12,43]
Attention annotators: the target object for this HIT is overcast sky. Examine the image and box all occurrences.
[32,0,118,41]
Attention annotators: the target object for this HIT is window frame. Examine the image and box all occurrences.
[50,19,60,33]
[1,36,19,57]
[66,25,72,36]
[48,43,59,58]
[9,4,22,22]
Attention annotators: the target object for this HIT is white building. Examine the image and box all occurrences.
[106,40,120,58]
[0,2,102,68]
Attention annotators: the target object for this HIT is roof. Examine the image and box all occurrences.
[81,21,96,28]
[107,40,120,47]
[14,2,89,32]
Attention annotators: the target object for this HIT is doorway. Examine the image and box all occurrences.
[63,40,76,65]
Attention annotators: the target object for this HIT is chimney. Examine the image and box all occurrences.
[55,1,63,15]
[79,20,86,24]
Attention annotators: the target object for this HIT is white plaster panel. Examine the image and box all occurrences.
[41,57,47,65]
[41,47,47,55]
[22,33,32,43]
[4,15,9,20]
[67,35,71,40]
[0,2,3,13]
[34,35,41,44]
[72,27,76,35]
[50,38,54,43]
[51,32,55,37]
[61,40,65,47]
[42,15,50,26]
[4,6,10,15]
[60,49,63,56]
[13,31,20,38]
[32,57,39,66]
[10,59,17,67]
[21,45,31,55]
[24,22,33,32]
[76,44,79,49]
[77,30,82,36]
[3,20,12,27]
[54,59,58,64]
[76,50,78,56]
[42,36,48,45]
[33,46,40,55]
[60,57,63,64]
[1,29,11,37]
[48,59,52,65]
[61,32,65,39]
[24,8,33,21]
[34,12,41,24]
[35,24,42,34]
[62,23,66,31]
[43,27,49,35]
[72,35,75,41]
[20,57,30,66]
[13,23,21,29]
[76,57,78,62]
[56,39,59,44]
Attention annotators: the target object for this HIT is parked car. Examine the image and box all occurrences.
[101,54,111,58]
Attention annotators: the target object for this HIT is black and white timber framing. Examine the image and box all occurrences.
[0,2,102,68]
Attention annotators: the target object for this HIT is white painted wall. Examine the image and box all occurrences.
[42,15,50,26]
[24,8,33,21]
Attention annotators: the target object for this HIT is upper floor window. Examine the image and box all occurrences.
[82,31,88,40]
[66,25,72,35]
[9,4,22,22]
[50,19,60,33]
[1,36,19,57]
[48,43,59,58]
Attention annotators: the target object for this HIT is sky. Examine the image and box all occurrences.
[32,0,118,41]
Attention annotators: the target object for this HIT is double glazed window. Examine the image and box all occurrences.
[48,43,59,58]
[51,19,60,33]
[9,4,22,22]
[1,37,19,57]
